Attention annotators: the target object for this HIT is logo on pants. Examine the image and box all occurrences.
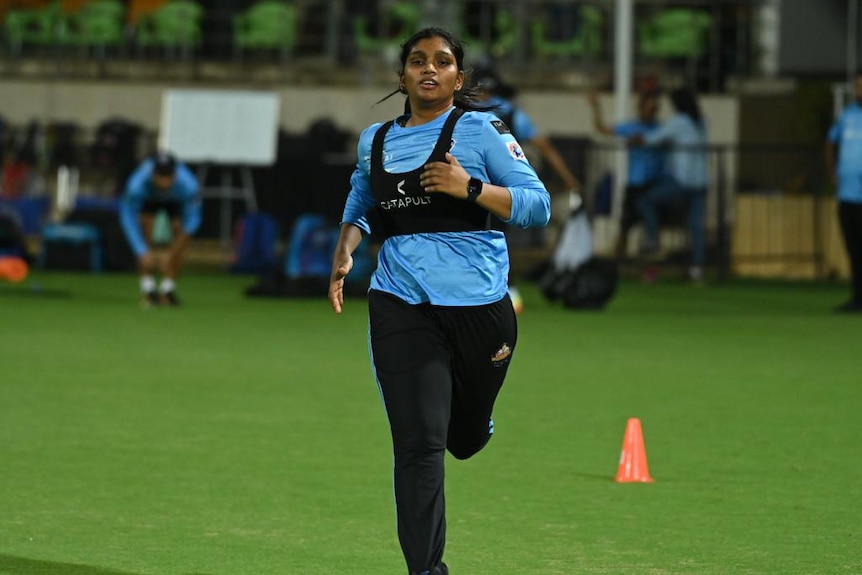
[491,342,512,367]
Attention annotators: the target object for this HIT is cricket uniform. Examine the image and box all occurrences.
[828,102,862,306]
[119,159,201,257]
[340,106,549,574]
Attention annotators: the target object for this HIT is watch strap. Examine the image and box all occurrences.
[466,177,483,202]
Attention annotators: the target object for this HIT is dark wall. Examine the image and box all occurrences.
[196,120,356,240]
[779,0,858,76]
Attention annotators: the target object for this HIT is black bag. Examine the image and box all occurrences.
[535,195,618,310]
[558,257,618,310]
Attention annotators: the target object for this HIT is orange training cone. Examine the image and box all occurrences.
[0,256,29,283]
[615,417,654,483]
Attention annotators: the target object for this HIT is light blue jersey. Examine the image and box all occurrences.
[644,114,708,189]
[828,102,862,204]
[119,159,201,256]
[613,120,665,186]
[341,107,550,306]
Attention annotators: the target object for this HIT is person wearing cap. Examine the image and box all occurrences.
[473,66,582,194]
[472,65,582,311]
[119,152,201,307]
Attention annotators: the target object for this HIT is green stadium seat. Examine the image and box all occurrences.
[233,0,298,58]
[135,0,203,56]
[56,0,126,52]
[4,1,63,54]
[352,0,421,61]
[638,8,711,59]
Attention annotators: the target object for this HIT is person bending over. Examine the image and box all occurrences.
[120,151,201,307]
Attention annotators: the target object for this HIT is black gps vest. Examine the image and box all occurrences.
[370,108,490,238]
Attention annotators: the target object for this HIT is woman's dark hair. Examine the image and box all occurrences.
[669,87,703,125]
[375,27,486,112]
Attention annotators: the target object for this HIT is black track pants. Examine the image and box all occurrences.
[368,290,518,574]
[839,201,862,304]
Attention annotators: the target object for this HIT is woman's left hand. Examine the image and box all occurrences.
[420,152,470,199]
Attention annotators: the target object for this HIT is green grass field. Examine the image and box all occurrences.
[1,272,860,575]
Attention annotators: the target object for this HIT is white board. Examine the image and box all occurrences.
[159,89,280,165]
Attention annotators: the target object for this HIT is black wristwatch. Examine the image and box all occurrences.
[466,177,484,202]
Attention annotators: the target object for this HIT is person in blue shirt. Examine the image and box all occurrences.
[472,66,582,194]
[471,65,581,311]
[587,87,664,260]
[328,27,550,575]
[630,86,709,283]
[825,72,862,313]
[119,152,201,307]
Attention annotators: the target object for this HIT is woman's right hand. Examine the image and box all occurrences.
[328,253,354,314]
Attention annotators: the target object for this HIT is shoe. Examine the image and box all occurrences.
[140,291,160,309]
[688,266,705,285]
[834,300,862,314]
[160,291,181,307]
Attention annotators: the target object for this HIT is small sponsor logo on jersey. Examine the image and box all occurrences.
[396,179,406,195]
[368,151,394,165]
[379,196,432,210]
[491,342,512,366]
[449,138,456,151]
[491,120,511,135]
[507,142,526,161]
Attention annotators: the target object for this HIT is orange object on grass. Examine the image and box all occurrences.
[0,256,29,283]
[614,417,654,483]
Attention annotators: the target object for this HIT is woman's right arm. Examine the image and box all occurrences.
[329,223,365,314]
[587,89,614,136]
[329,127,378,314]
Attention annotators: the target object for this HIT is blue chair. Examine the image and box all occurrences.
[39,223,103,272]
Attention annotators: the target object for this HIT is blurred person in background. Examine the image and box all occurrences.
[587,87,664,261]
[328,27,550,575]
[120,152,200,308]
[825,72,862,314]
[471,64,581,309]
[472,65,581,196]
[629,86,708,283]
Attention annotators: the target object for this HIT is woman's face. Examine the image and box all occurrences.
[400,36,464,110]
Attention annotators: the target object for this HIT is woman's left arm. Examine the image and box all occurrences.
[479,119,551,228]
[419,114,550,228]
